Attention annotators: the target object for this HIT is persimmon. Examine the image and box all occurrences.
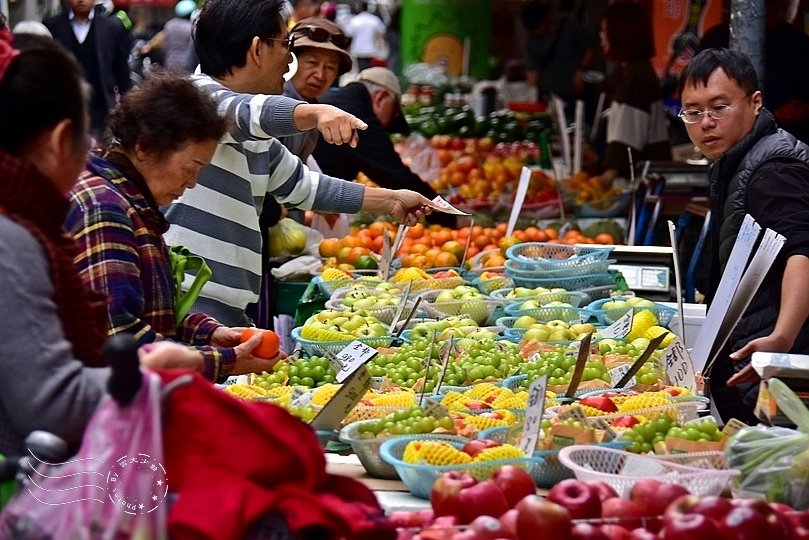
[338,235,363,249]
[406,223,425,239]
[318,238,340,258]
[594,233,615,245]
[240,328,280,359]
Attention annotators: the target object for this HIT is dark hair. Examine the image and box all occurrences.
[0,34,87,154]
[194,0,285,77]
[106,72,228,159]
[603,1,655,63]
[677,48,759,98]
[520,1,550,32]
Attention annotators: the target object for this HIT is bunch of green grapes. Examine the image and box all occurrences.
[518,345,610,389]
[355,406,454,437]
[254,361,288,389]
[287,356,337,388]
[667,418,723,443]
[620,414,679,453]
[285,404,317,423]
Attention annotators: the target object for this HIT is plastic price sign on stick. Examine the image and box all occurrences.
[704,228,785,376]
[615,333,667,388]
[431,196,470,215]
[663,335,696,392]
[565,333,592,398]
[460,218,475,267]
[627,148,637,246]
[519,375,548,455]
[600,310,634,340]
[608,364,636,388]
[506,167,533,237]
[419,331,438,406]
[310,366,372,431]
[551,94,572,171]
[692,215,761,372]
[387,280,413,335]
[667,220,686,344]
[433,337,454,396]
[424,398,449,419]
[332,340,378,384]
[379,227,393,281]
[573,100,584,174]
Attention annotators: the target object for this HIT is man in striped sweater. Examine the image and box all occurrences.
[163,0,434,326]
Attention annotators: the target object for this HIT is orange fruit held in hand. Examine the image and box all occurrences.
[241,328,280,359]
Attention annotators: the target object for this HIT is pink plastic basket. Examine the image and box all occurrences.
[557,445,739,498]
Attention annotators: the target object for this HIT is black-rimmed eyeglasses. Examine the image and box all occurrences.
[292,25,351,49]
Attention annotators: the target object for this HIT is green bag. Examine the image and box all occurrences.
[168,245,212,326]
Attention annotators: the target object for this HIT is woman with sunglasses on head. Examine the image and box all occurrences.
[591,1,671,186]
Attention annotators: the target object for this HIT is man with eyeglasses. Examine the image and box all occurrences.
[312,67,455,227]
[163,0,437,326]
[678,48,809,425]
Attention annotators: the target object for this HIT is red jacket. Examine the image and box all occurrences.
[158,370,394,539]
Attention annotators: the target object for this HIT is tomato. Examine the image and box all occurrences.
[240,328,279,359]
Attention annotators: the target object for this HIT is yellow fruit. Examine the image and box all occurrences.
[369,391,416,407]
[627,310,659,341]
[323,268,353,282]
[472,444,525,462]
[645,325,675,348]
[224,384,268,399]
[403,440,470,465]
[312,384,342,406]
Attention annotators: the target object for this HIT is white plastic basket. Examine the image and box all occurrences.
[557,445,739,498]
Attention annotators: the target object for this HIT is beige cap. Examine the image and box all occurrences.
[290,17,353,76]
[355,67,402,98]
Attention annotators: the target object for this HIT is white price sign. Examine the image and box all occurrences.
[600,310,634,339]
[608,364,636,388]
[663,335,697,392]
[310,367,372,431]
[519,376,548,455]
[331,341,378,383]
[221,375,250,386]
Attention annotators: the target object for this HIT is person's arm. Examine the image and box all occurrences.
[196,78,366,145]
[727,162,809,384]
[0,220,108,449]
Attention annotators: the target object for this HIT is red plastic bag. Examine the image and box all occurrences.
[0,371,167,539]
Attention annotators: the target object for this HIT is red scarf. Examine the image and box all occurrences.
[0,150,107,366]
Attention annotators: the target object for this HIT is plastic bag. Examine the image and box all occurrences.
[268,218,311,258]
[0,371,168,539]
[725,378,809,509]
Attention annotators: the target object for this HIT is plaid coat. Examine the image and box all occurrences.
[65,154,235,382]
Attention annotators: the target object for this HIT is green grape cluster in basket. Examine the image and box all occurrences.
[355,406,454,438]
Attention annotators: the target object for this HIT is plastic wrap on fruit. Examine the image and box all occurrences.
[725,378,809,510]
[268,218,309,258]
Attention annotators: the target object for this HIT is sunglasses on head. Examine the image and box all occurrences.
[292,25,351,49]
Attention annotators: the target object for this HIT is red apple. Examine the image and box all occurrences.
[389,511,423,528]
[629,479,664,514]
[687,495,734,522]
[548,479,602,520]
[468,515,510,540]
[515,495,572,540]
[571,523,609,540]
[599,524,632,540]
[628,529,657,540]
[602,497,647,530]
[588,481,619,502]
[457,480,510,524]
[490,465,536,508]
[718,504,786,540]
[663,513,722,540]
[580,395,618,413]
[612,416,641,428]
[647,483,691,518]
[431,471,478,517]
[499,509,518,538]
[462,439,502,459]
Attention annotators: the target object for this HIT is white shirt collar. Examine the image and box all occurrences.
[69,8,95,22]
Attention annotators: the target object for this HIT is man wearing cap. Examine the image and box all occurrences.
[313,67,455,226]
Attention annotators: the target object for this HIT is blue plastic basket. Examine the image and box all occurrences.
[505,271,615,290]
[490,288,590,307]
[379,436,544,499]
[502,303,593,323]
[291,327,397,355]
[587,297,677,327]
[506,243,613,271]
[504,258,616,279]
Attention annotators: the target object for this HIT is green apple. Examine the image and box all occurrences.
[456,338,476,349]
[599,338,618,354]
[409,323,431,340]
[439,327,466,339]
[633,299,656,309]
[545,320,570,329]
[602,300,630,314]
[631,337,651,350]
[513,315,538,329]
[509,287,536,298]
[548,329,572,342]
[519,299,541,310]
[570,323,596,335]
[467,330,497,340]
[435,290,457,303]
[457,318,478,327]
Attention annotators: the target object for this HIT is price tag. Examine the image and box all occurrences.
[221,375,250,386]
[608,364,636,388]
[529,352,541,363]
[431,195,470,215]
[662,335,697,392]
[310,366,372,431]
[332,340,378,383]
[721,418,748,438]
[600,310,634,339]
[379,228,393,281]
[519,375,548,455]
[424,399,449,419]
[432,337,454,395]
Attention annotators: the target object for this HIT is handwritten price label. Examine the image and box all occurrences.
[333,341,378,383]
[663,335,696,392]
[600,310,634,339]
[608,364,636,388]
[431,196,470,216]
[310,367,372,431]
[519,376,548,455]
